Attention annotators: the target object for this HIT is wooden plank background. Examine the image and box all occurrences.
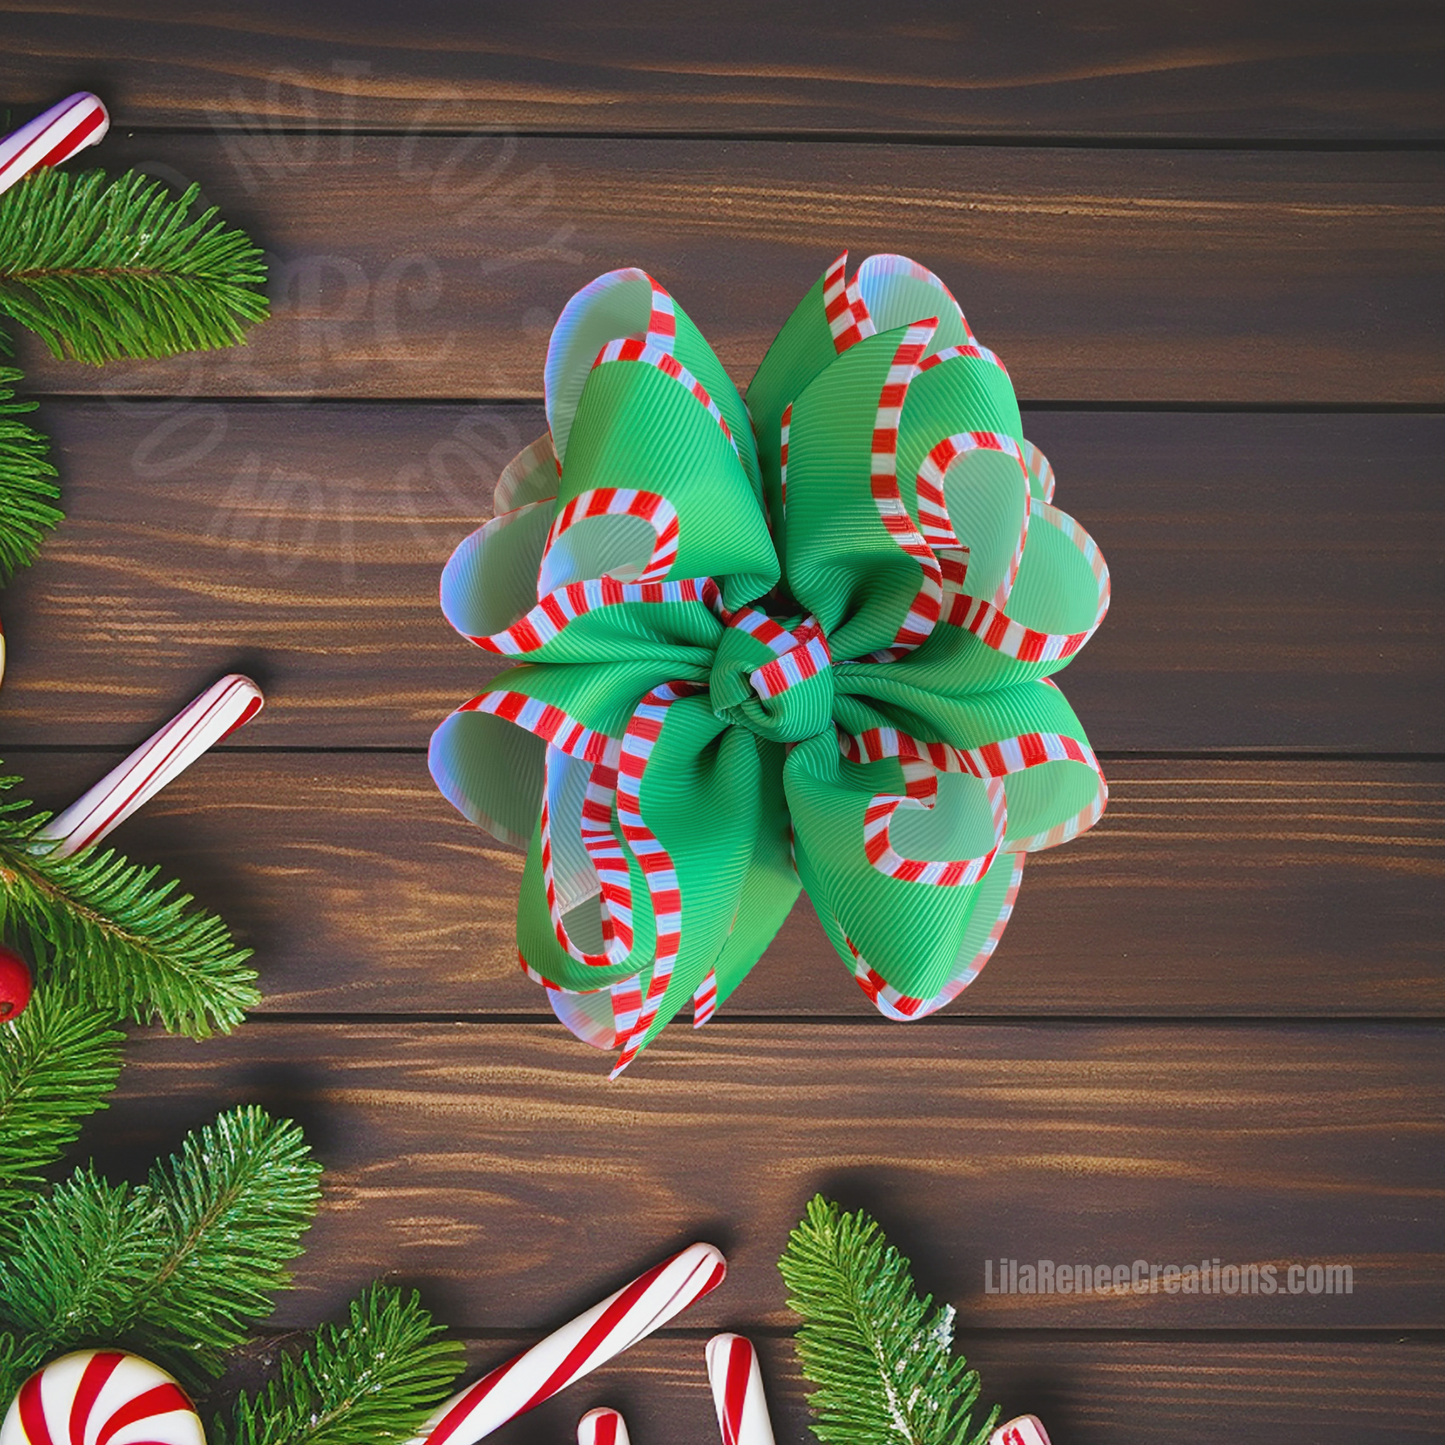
[2,4,1442,1440]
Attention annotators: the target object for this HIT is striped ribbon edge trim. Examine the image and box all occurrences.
[778,401,792,518]
[841,727,1006,886]
[493,432,560,515]
[944,497,1110,664]
[846,853,1026,1020]
[858,252,975,342]
[469,574,721,655]
[539,740,633,969]
[1020,437,1056,502]
[958,728,1109,851]
[542,483,680,587]
[722,604,833,700]
[842,723,1107,852]
[867,318,945,658]
[914,429,1032,611]
[592,336,738,455]
[918,340,1008,378]
[821,251,876,353]
[610,681,702,1077]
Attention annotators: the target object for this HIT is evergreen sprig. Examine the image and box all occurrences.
[214,1284,467,1445]
[779,1196,999,1445]
[0,167,268,363]
[0,1107,322,1398]
[0,367,61,581]
[0,767,260,1036]
[0,985,123,1235]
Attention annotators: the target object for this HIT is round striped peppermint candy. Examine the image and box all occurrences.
[0,1350,205,1445]
[577,1407,630,1445]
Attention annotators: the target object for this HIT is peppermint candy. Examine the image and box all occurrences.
[0,1349,205,1445]
[410,1242,725,1445]
[37,674,263,857]
[706,1334,776,1445]
[0,93,109,198]
[577,1406,630,1444]
[990,1415,1052,1445]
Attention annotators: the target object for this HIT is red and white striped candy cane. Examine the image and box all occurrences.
[0,1349,205,1445]
[36,674,263,857]
[0,93,109,198]
[408,1242,727,1445]
[577,1406,631,1445]
[706,1334,776,1445]
[990,1415,1052,1445]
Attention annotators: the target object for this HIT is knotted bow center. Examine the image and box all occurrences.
[708,609,835,742]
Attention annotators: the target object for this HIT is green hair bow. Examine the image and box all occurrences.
[431,254,1110,1076]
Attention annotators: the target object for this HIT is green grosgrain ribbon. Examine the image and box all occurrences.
[431,254,1110,1076]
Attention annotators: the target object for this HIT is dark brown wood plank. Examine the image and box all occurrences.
[11,753,1443,1018]
[95,1021,1445,1329]
[2,2,1442,140]
[332,1334,1444,1445]
[0,406,1439,750]
[11,137,1444,404]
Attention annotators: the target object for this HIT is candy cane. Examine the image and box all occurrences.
[990,1415,1052,1445]
[706,1334,776,1445]
[36,674,263,858]
[577,1407,631,1445]
[408,1242,727,1445]
[0,93,109,198]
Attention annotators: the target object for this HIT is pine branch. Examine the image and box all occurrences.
[213,1283,466,1445]
[779,1196,999,1445]
[128,1107,323,1376]
[0,1165,170,1381]
[0,983,123,1237]
[0,768,260,1037]
[0,168,267,363]
[0,1109,321,1388]
[0,366,62,582]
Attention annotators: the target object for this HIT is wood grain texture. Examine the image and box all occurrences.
[351,1334,1445,1445]
[12,137,1444,403]
[95,1021,1445,1329]
[2,1,1442,140]
[0,405,1439,750]
[11,752,1443,1018]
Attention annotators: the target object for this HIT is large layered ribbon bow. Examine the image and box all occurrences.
[431,254,1110,1075]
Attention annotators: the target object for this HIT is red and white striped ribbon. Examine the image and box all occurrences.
[990,1415,1052,1445]
[706,1334,776,1445]
[36,675,263,857]
[577,1407,631,1444]
[407,1243,727,1445]
[0,92,109,198]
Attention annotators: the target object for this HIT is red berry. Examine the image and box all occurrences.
[0,945,31,1021]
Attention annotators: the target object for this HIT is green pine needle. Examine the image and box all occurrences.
[0,1108,321,1388]
[131,1107,324,1374]
[0,767,260,1037]
[779,1196,999,1445]
[213,1283,467,1445]
[0,365,62,581]
[0,984,123,1236]
[0,168,268,364]
[0,1164,170,1374]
